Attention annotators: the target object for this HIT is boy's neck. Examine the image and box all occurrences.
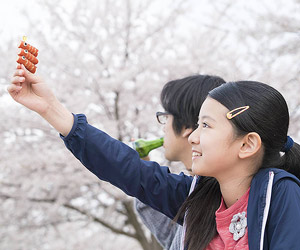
[180,151,193,172]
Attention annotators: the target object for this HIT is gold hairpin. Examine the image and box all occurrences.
[226,106,250,120]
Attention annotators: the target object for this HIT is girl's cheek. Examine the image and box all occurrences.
[200,133,209,144]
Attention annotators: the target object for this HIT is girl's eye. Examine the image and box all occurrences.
[202,122,209,128]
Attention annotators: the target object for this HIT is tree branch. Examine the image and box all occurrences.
[63,203,137,239]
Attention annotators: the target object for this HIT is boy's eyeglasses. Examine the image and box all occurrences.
[156,111,171,124]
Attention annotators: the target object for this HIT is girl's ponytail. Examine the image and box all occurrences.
[282,139,300,180]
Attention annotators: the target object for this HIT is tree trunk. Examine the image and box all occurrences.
[123,200,163,250]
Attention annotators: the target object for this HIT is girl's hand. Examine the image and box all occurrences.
[8,64,74,137]
[8,64,56,115]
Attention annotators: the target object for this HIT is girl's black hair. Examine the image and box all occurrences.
[176,81,300,250]
[160,75,226,135]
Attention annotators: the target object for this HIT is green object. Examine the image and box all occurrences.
[132,137,164,158]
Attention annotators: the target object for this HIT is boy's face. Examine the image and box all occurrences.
[163,115,178,160]
[163,115,192,170]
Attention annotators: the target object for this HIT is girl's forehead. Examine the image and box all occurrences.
[199,98,229,119]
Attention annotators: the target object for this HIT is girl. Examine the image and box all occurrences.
[177,82,300,249]
[9,65,300,249]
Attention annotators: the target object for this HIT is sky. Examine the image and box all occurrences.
[0,0,31,41]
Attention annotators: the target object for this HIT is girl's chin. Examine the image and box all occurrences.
[192,164,212,177]
[191,165,203,176]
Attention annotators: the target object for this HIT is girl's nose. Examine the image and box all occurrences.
[188,128,200,145]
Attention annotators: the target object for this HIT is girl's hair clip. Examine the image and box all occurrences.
[226,106,250,120]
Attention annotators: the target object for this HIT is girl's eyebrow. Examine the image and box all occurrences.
[200,115,216,122]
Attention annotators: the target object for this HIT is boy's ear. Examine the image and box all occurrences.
[239,132,262,159]
[182,127,194,138]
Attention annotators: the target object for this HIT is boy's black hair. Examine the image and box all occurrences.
[160,75,226,135]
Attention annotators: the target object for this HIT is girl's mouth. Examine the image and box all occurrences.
[192,152,202,157]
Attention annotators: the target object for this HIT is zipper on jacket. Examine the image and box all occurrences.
[259,171,274,250]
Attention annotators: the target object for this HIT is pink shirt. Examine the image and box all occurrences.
[205,188,250,250]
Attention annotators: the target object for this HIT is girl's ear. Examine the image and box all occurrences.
[239,132,262,159]
[182,127,194,138]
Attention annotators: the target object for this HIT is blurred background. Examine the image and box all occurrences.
[0,0,299,249]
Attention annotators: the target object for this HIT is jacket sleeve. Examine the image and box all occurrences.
[135,199,181,248]
[61,114,192,221]
[266,178,300,249]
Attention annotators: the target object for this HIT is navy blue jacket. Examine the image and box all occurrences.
[62,114,300,250]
